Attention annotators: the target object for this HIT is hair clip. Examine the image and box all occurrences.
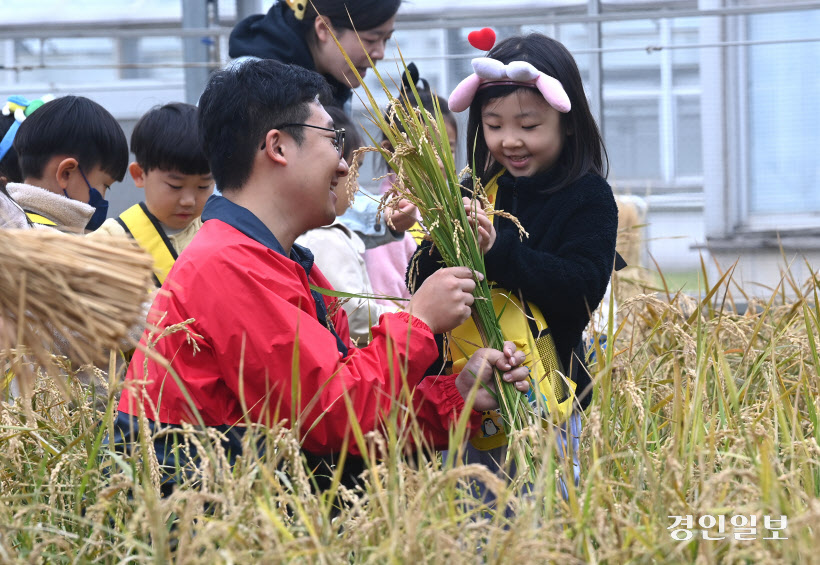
[448,28,571,114]
[285,0,307,20]
[0,94,54,162]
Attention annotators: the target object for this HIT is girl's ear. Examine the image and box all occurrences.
[379,139,393,152]
[313,15,332,43]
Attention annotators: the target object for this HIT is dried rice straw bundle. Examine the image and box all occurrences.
[0,229,154,395]
[333,38,540,480]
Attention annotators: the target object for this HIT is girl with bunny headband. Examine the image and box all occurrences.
[410,31,620,504]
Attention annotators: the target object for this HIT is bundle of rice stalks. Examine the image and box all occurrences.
[0,229,153,394]
[333,41,540,479]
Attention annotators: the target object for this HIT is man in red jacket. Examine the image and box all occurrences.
[114,59,530,492]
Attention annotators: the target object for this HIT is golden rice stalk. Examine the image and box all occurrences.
[330,32,540,481]
[0,229,154,393]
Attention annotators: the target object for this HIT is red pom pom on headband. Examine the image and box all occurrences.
[467,28,496,51]
[449,28,571,114]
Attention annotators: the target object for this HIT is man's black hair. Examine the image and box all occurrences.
[13,95,128,182]
[197,59,332,192]
[131,103,210,175]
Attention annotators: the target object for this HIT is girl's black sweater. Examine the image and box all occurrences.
[409,170,618,408]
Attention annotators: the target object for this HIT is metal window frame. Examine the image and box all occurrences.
[2,0,819,212]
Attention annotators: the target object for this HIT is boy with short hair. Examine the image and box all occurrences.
[92,103,214,286]
[113,59,531,493]
[8,95,128,231]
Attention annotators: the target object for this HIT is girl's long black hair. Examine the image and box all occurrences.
[466,33,608,192]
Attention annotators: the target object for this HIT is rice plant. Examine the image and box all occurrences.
[330,37,542,481]
[1,247,818,562]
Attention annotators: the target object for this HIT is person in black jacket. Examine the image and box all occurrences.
[409,32,619,505]
[229,0,400,109]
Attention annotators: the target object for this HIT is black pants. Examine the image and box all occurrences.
[106,412,367,496]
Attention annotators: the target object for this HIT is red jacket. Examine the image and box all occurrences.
[119,198,480,455]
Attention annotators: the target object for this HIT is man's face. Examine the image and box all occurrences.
[287,102,349,230]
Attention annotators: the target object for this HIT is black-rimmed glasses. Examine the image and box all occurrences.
[260,123,345,159]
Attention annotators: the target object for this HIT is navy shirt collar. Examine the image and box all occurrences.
[201,194,315,271]
[200,195,348,354]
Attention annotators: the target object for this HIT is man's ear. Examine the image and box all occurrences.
[262,130,289,167]
[55,157,79,190]
[129,162,146,187]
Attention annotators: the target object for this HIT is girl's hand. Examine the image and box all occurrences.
[388,199,418,233]
[456,341,529,411]
[463,197,496,253]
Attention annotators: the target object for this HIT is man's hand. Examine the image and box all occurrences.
[387,199,418,233]
[407,267,479,334]
[456,341,530,412]
[462,197,496,253]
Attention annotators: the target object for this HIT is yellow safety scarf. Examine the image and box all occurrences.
[116,202,177,287]
[451,170,577,451]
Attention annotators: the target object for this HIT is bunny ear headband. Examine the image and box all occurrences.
[0,94,55,162]
[447,28,571,114]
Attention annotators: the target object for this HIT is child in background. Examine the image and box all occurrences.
[296,106,392,344]
[411,32,619,502]
[8,95,128,231]
[364,64,457,309]
[91,103,214,287]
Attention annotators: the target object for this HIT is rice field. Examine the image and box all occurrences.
[1,259,818,564]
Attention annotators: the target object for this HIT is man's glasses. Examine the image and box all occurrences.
[260,123,345,159]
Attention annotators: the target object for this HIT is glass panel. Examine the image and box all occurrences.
[747,10,820,214]
[675,95,701,177]
[603,98,661,180]
[134,36,184,82]
[602,19,662,181]
[14,37,119,84]
[602,19,662,87]
[672,18,700,88]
